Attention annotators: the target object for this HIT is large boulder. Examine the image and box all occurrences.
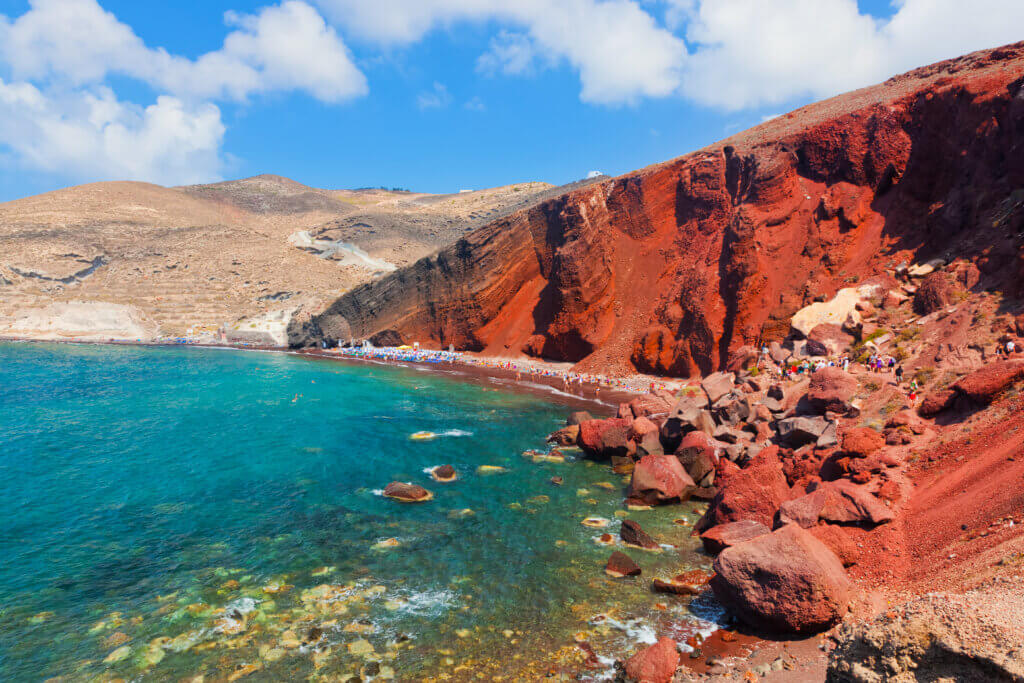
[828,583,1024,682]
[726,345,759,374]
[808,524,859,567]
[777,415,829,447]
[807,367,858,414]
[808,323,856,356]
[567,411,593,426]
[623,636,679,683]
[382,481,434,503]
[547,424,580,446]
[675,431,717,486]
[701,372,736,405]
[695,446,792,531]
[840,427,885,457]
[711,524,852,634]
[913,271,964,314]
[918,388,956,416]
[629,394,672,419]
[629,455,696,505]
[778,480,894,527]
[952,359,1024,405]
[578,418,634,459]
[700,520,770,555]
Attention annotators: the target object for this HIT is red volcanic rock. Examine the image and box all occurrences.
[629,455,696,505]
[623,636,679,683]
[711,524,852,634]
[297,44,1024,381]
[808,524,859,567]
[885,410,926,434]
[567,411,593,426]
[696,446,792,531]
[913,271,964,314]
[431,465,457,482]
[918,388,956,416]
[726,345,759,374]
[701,372,736,405]
[952,359,1024,404]
[778,480,894,527]
[578,418,633,459]
[629,394,672,419]
[700,520,770,555]
[631,416,664,456]
[807,367,858,415]
[631,325,693,376]
[621,520,660,550]
[382,482,433,503]
[841,427,885,457]
[808,323,855,356]
[605,551,641,578]
[547,424,579,446]
[675,431,717,483]
[1016,313,1024,337]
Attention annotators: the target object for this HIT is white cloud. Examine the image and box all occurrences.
[673,0,1024,110]
[0,0,366,186]
[417,82,452,109]
[0,79,225,185]
[316,0,686,104]
[477,31,541,76]
[0,0,367,103]
[464,96,486,111]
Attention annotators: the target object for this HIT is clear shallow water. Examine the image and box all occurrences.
[0,343,716,681]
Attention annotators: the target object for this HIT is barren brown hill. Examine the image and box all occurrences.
[0,175,560,342]
[295,42,1024,375]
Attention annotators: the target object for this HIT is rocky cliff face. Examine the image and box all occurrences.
[292,43,1024,376]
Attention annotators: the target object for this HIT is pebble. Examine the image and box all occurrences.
[103,645,131,664]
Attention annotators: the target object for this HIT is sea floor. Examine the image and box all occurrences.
[0,342,723,681]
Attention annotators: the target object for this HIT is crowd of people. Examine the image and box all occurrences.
[758,346,922,401]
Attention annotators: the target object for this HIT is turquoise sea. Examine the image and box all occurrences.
[0,343,718,681]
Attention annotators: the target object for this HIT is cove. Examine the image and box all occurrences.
[0,342,717,680]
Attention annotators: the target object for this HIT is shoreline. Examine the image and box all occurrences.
[0,335,654,411]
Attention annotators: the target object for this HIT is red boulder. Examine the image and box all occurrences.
[578,418,634,459]
[711,524,852,634]
[695,446,792,531]
[700,520,770,555]
[953,360,1024,405]
[840,427,885,457]
[807,367,858,415]
[606,551,641,578]
[629,455,696,505]
[623,636,679,683]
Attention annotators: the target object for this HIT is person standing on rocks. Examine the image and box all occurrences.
[895,366,904,384]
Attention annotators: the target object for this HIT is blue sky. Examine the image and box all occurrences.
[1,0,1021,201]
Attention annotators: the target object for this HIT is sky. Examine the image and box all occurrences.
[1,0,1022,201]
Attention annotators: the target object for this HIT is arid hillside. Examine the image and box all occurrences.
[296,42,1024,376]
[0,175,563,341]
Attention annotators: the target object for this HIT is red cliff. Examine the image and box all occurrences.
[291,43,1024,376]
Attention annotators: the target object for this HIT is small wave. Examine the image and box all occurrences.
[225,597,259,615]
[589,614,658,645]
[441,429,472,437]
[371,489,385,496]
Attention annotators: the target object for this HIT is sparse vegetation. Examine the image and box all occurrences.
[914,366,935,386]
[896,326,920,342]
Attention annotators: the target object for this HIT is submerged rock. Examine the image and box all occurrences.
[620,519,660,550]
[430,464,458,482]
[605,551,641,578]
[382,481,433,502]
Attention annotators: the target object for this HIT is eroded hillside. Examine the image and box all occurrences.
[296,43,1024,376]
[0,175,559,342]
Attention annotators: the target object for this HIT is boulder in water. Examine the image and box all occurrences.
[382,482,433,502]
